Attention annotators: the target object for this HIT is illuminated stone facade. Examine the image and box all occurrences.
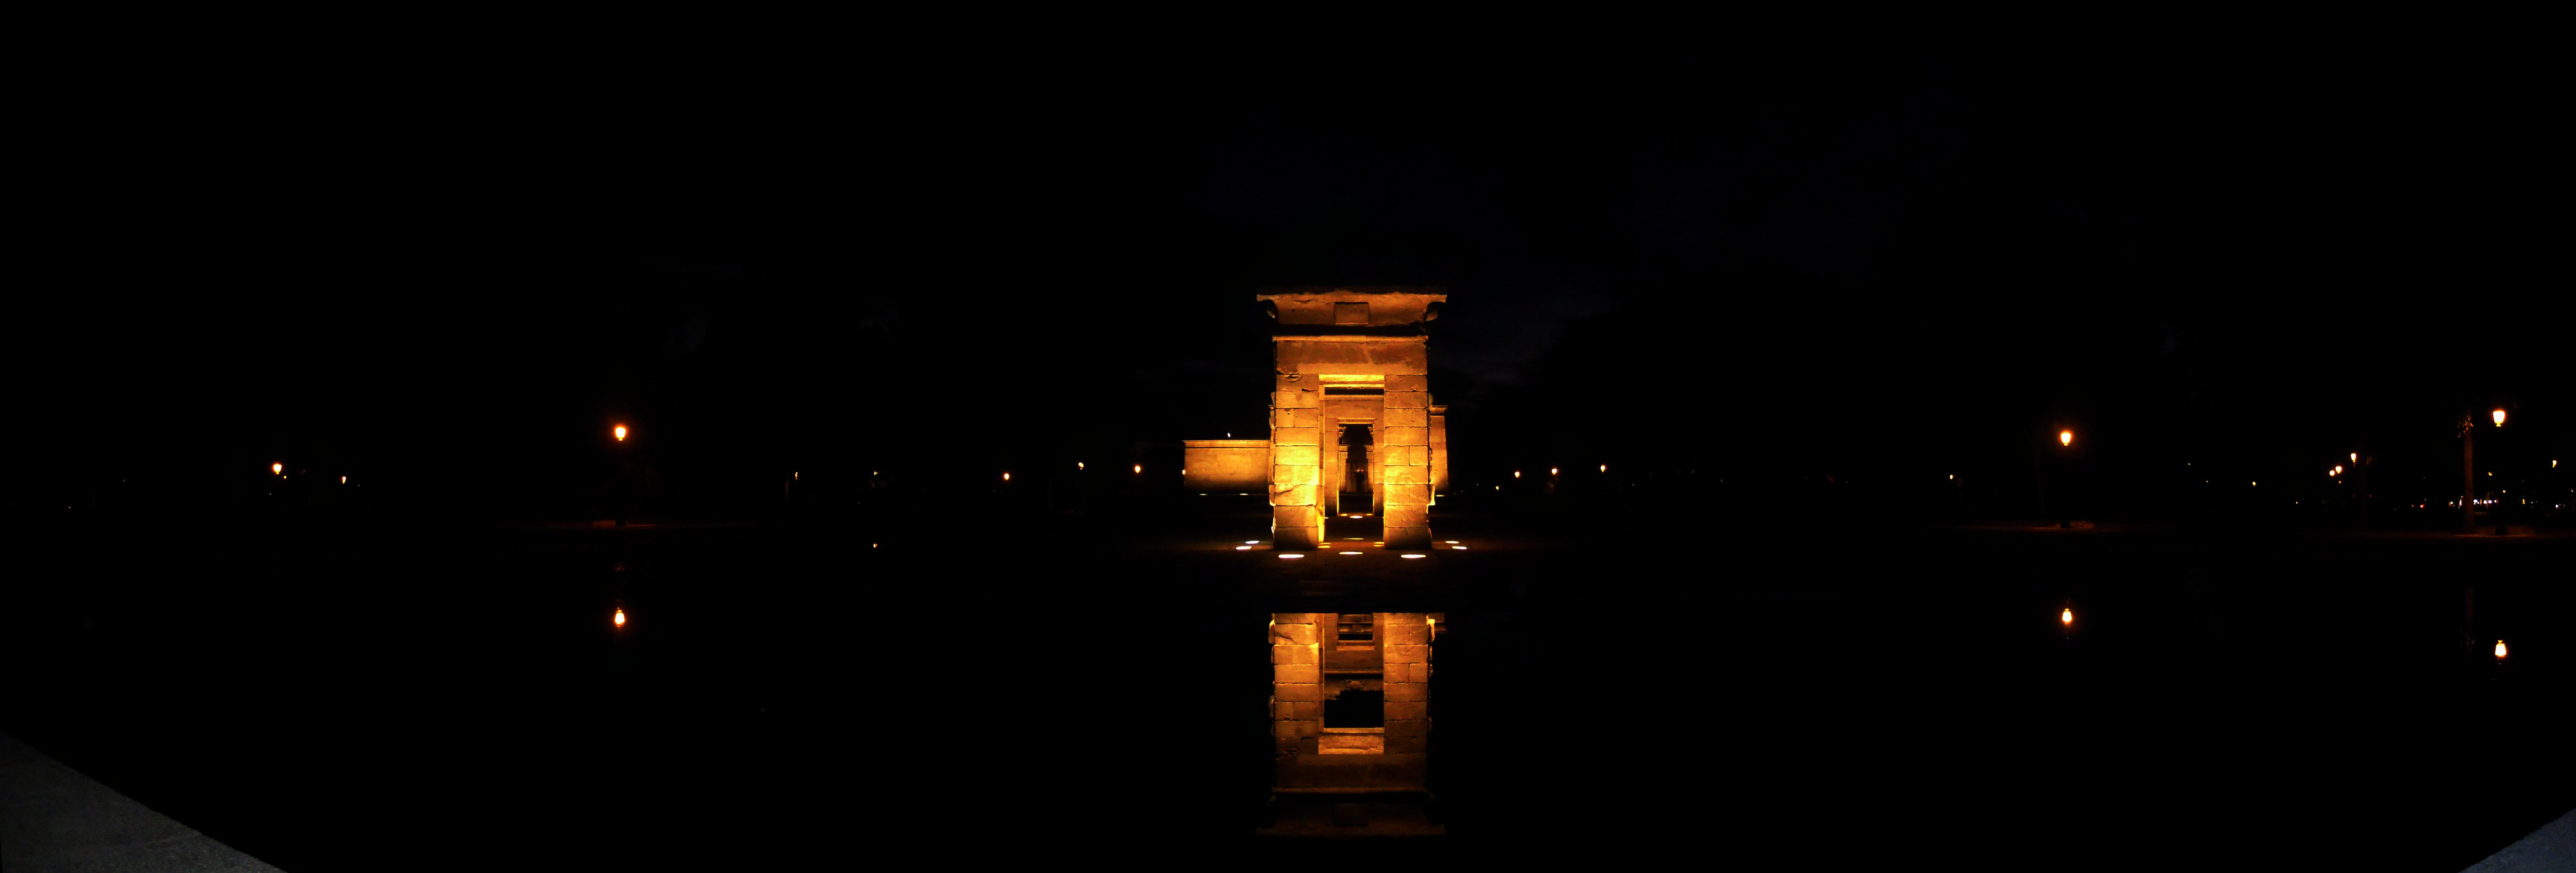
[1255,287,1447,550]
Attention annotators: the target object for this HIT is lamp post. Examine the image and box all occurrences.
[611,423,633,527]
[2057,429,2075,528]
[2461,408,2505,534]
[2490,409,2508,535]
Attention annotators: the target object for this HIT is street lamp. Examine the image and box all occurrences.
[2054,429,2076,528]
[609,424,636,526]
[272,462,283,475]
[2463,408,2507,534]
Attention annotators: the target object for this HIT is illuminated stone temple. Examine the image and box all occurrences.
[1183,288,1450,550]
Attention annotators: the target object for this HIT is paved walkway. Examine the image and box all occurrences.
[0,731,279,872]
[2463,806,2576,873]
[4,717,2566,870]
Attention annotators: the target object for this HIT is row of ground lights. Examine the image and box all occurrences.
[1246,539,1470,559]
[2055,605,2511,665]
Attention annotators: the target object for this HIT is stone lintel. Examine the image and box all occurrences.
[1258,288,1447,328]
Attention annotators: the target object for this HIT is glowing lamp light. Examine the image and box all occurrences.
[2060,431,2073,446]
[1077,462,1084,469]
[613,425,627,441]
[1246,541,1260,545]
[1600,464,1608,472]
[1400,554,1425,559]
[1279,554,1303,559]
[341,475,347,484]
[2494,640,2507,659]
[2493,409,2506,426]
[1340,551,1362,555]
[1514,471,1522,478]
[1550,467,1559,475]
[613,608,626,628]
[1001,472,1011,481]
[272,462,283,475]
[1446,540,1459,544]
[1453,546,1467,550]
[2061,608,2074,626]
[2350,453,2358,462]
[1236,545,1252,550]
[1133,464,1142,474]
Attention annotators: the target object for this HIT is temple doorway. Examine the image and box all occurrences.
[1335,423,1373,516]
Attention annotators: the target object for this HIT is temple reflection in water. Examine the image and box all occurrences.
[1262,611,1443,837]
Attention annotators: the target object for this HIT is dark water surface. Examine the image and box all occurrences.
[7,505,2569,868]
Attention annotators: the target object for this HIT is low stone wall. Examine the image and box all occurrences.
[1183,440,1270,492]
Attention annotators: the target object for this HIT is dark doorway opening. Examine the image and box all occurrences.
[1324,681,1385,728]
[1339,424,1372,514]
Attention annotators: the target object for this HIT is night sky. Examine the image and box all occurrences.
[27,49,2567,522]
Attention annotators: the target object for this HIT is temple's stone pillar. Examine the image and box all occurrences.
[1269,374,1325,549]
[1381,613,1434,754]
[1270,613,1323,757]
[1379,375,1434,548]
[1428,405,1449,500]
